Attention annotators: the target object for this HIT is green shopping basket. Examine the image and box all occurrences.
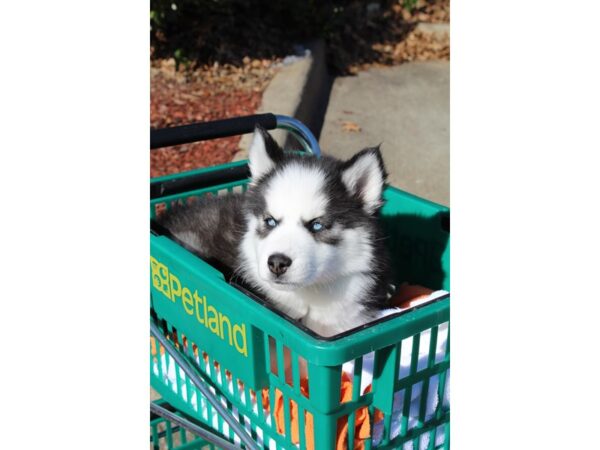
[150,114,450,450]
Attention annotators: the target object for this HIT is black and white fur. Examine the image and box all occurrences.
[158,126,391,337]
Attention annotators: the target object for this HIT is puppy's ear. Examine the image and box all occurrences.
[341,146,387,214]
[248,125,283,180]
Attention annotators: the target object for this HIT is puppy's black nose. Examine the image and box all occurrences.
[268,253,292,276]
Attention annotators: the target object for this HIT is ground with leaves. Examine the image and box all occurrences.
[151,0,449,176]
[150,58,281,177]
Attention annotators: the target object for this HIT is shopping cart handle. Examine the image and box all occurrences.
[150,114,322,156]
[151,113,277,149]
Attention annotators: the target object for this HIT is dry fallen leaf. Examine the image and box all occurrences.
[341,121,361,132]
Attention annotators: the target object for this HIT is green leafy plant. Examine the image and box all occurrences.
[403,0,418,11]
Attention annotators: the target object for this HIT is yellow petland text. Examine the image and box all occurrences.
[151,257,248,357]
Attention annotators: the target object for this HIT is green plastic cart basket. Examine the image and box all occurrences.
[150,114,450,450]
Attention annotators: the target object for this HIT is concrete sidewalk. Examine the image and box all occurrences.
[319,61,449,206]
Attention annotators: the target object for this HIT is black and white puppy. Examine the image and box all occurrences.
[158,126,391,337]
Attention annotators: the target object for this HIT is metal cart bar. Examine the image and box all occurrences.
[150,401,241,450]
[150,320,259,450]
[150,113,321,157]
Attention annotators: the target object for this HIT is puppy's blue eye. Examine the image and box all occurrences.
[265,217,278,228]
[310,221,324,232]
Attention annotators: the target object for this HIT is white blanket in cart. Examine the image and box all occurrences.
[152,290,450,449]
[360,291,450,448]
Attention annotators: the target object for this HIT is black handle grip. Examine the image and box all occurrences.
[150,113,277,149]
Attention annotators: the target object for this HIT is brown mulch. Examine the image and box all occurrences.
[150,58,281,177]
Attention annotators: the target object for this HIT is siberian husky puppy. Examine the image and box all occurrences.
[157,126,391,337]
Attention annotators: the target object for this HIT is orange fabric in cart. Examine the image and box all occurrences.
[264,283,434,450]
[264,373,381,450]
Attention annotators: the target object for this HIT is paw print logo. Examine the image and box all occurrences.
[150,257,171,298]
